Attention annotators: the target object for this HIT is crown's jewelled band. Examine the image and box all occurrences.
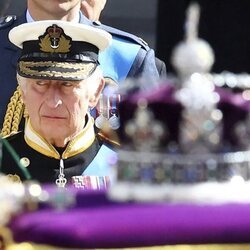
[116,150,250,183]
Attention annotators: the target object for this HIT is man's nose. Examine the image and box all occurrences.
[45,87,63,108]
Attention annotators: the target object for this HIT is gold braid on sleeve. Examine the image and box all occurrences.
[1,86,25,137]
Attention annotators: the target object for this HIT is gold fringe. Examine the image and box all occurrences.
[5,243,250,250]
[1,86,24,137]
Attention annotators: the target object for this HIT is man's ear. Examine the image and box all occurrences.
[89,78,105,108]
[20,88,25,103]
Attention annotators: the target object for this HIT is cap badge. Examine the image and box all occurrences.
[39,24,72,53]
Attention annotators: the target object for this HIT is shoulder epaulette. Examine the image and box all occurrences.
[0,15,16,29]
[92,21,149,51]
[97,130,120,149]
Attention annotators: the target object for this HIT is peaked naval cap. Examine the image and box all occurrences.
[8,20,112,81]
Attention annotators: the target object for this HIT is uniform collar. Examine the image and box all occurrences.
[24,113,96,159]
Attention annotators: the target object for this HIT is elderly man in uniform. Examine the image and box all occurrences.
[0,20,115,188]
[0,0,166,126]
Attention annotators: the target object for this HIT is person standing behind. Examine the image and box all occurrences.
[0,0,165,126]
[80,0,167,77]
[0,0,11,16]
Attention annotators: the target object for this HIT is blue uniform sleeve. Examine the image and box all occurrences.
[128,48,166,80]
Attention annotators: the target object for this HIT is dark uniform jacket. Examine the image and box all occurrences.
[1,114,114,186]
[0,12,166,126]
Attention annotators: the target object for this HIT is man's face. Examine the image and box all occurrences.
[21,78,96,146]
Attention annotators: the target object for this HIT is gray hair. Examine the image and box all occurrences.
[17,73,27,94]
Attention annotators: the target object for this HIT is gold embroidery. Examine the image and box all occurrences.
[39,24,71,53]
[19,61,95,79]
[1,86,24,137]
[39,34,71,53]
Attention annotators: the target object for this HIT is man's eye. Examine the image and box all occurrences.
[62,82,73,87]
[36,81,47,86]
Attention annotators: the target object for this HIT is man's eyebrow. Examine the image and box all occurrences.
[35,79,48,82]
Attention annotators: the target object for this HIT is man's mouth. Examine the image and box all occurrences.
[42,115,66,120]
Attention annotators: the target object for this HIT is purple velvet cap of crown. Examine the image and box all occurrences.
[118,80,250,151]
[118,83,183,146]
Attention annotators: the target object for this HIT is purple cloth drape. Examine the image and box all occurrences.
[9,188,250,249]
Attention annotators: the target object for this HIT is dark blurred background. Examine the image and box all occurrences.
[2,0,250,74]
[157,0,250,74]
